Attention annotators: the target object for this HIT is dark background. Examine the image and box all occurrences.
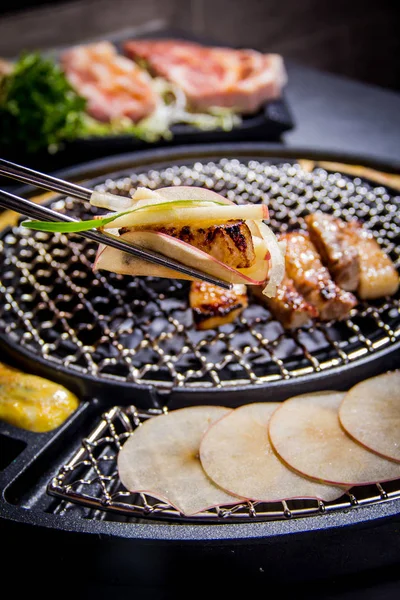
[1,0,399,91]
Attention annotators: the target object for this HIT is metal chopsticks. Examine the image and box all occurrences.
[0,157,91,201]
[0,159,232,290]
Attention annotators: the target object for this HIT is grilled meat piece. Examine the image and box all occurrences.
[281,231,357,321]
[347,223,399,299]
[190,282,248,330]
[305,213,360,291]
[124,39,287,113]
[61,42,157,123]
[253,274,318,329]
[120,220,256,269]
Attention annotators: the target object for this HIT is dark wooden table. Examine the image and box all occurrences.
[283,62,400,169]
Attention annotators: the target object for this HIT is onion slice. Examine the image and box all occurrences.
[269,391,400,486]
[200,403,346,502]
[256,222,285,297]
[339,371,400,463]
[117,406,240,516]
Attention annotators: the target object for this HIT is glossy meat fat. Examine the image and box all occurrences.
[305,213,360,291]
[121,220,256,269]
[253,274,317,329]
[349,223,399,299]
[280,231,357,321]
[190,281,248,330]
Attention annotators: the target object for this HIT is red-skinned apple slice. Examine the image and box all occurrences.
[199,403,346,502]
[339,371,400,463]
[104,203,268,230]
[268,391,400,486]
[155,186,234,205]
[94,229,270,285]
[117,406,241,516]
[90,185,235,211]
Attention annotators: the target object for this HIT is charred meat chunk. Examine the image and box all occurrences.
[253,274,318,329]
[280,231,357,321]
[305,213,360,291]
[120,220,256,269]
[190,281,248,330]
[348,222,399,299]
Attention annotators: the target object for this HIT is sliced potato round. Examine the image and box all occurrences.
[269,391,400,486]
[339,371,400,463]
[117,406,240,516]
[199,403,345,502]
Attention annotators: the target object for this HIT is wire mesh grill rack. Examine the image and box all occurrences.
[0,158,399,391]
[48,405,400,524]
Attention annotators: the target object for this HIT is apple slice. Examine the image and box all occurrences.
[90,190,137,211]
[199,403,346,502]
[104,202,268,230]
[94,229,270,285]
[339,371,400,463]
[269,391,400,486]
[117,406,241,516]
[155,186,234,205]
[90,185,234,211]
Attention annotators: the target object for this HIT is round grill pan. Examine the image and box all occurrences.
[1,145,400,588]
[0,145,399,407]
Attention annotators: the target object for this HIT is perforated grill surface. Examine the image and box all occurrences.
[0,158,399,390]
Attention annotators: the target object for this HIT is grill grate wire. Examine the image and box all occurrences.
[48,405,400,524]
[0,158,399,390]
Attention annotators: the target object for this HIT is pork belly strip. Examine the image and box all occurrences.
[253,274,318,329]
[61,41,157,122]
[123,39,287,113]
[305,213,360,291]
[280,232,357,321]
[120,220,256,269]
[190,282,248,330]
[347,223,399,299]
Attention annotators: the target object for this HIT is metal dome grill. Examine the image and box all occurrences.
[0,158,399,391]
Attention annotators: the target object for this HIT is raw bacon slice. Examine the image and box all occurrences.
[61,41,157,123]
[124,39,287,113]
